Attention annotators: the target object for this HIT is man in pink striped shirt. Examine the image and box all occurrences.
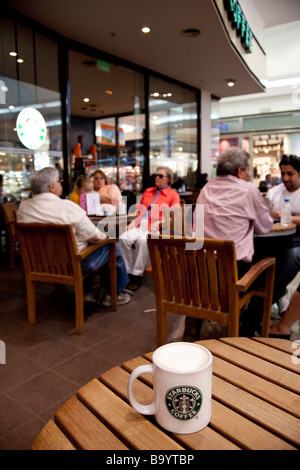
[185,147,273,340]
[195,147,273,270]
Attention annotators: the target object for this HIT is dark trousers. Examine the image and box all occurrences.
[81,243,129,294]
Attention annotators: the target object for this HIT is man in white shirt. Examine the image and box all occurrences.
[17,167,130,307]
[268,154,300,224]
[264,154,300,313]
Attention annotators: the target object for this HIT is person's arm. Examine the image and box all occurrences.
[87,230,107,243]
[292,215,300,226]
[252,190,274,234]
[74,212,107,243]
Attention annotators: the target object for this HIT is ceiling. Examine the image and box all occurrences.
[2,0,300,118]
[245,0,300,28]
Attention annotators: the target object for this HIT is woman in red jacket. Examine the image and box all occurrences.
[119,167,180,290]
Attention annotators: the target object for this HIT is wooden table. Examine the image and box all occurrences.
[31,338,300,450]
[89,214,137,237]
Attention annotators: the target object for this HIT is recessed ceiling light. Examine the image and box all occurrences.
[105,90,113,95]
[17,58,24,63]
[9,51,17,56]
[142,26,150,33]
[226,79,235,87]
[83,98,90,102]
[180,28,201,38]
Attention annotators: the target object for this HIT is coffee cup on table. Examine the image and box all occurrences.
[127,342,212,434]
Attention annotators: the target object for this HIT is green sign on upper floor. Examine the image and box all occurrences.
[223,0,253,53]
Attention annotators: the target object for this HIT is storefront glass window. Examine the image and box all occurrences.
[69,50,145,191]
[0,17,62,201]
[149,76,198,189]
[118,113,145,192]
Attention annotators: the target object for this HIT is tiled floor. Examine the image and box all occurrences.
[0,254,182,450]
[0,252,299,450]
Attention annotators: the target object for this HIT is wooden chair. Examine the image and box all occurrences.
[16,223,117,334]
[0,202,19,268]
[147,235,276,347]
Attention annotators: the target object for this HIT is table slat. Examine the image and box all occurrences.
[220,337,300,374]
[55,395,128,450]
[198,339,300,393]
[101,364,153,405]
[253,336,300,356]
[30,420,76,450]
[212,355,300,418]
[210,401,296,450]
[78,378,184,450]
[213,375,300,447]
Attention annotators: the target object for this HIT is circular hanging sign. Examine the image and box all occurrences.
[16,107,47,150]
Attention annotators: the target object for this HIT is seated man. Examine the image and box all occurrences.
[195,147,273,272]
[17,167,130,307]
[263,154,300,313]
[186,147,273,339]
[119,167,180,291]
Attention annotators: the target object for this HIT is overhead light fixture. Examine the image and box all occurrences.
[142,26,150,33]
[226,80,235,87]
[17,58,24,63]
[83,98,90,102]
[180,28,201,38]
[9,51,17,57]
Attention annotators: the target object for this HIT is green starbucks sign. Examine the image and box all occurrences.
[223,0,253,53]
[16,107,47,150]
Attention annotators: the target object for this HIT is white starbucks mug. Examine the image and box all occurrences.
[127,342,212,434]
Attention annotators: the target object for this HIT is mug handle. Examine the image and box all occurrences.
[127,364,155,415]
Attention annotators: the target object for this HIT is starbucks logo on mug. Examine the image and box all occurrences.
[165,386,202,421]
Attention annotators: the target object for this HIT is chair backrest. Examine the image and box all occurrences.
[148,235,239,320]
[162,206,193,237]
[1,202,18,237]
[16,223,82,285]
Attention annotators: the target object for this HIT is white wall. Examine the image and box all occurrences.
[219,20,300,118]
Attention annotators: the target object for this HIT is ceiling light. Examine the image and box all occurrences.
[226,80,235,87]
[17,58,24,63]
[142,26,150,33]
[180,28,201,38]
[9,51,17,57]
[83,98,89,102]
[105,90,113,95]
